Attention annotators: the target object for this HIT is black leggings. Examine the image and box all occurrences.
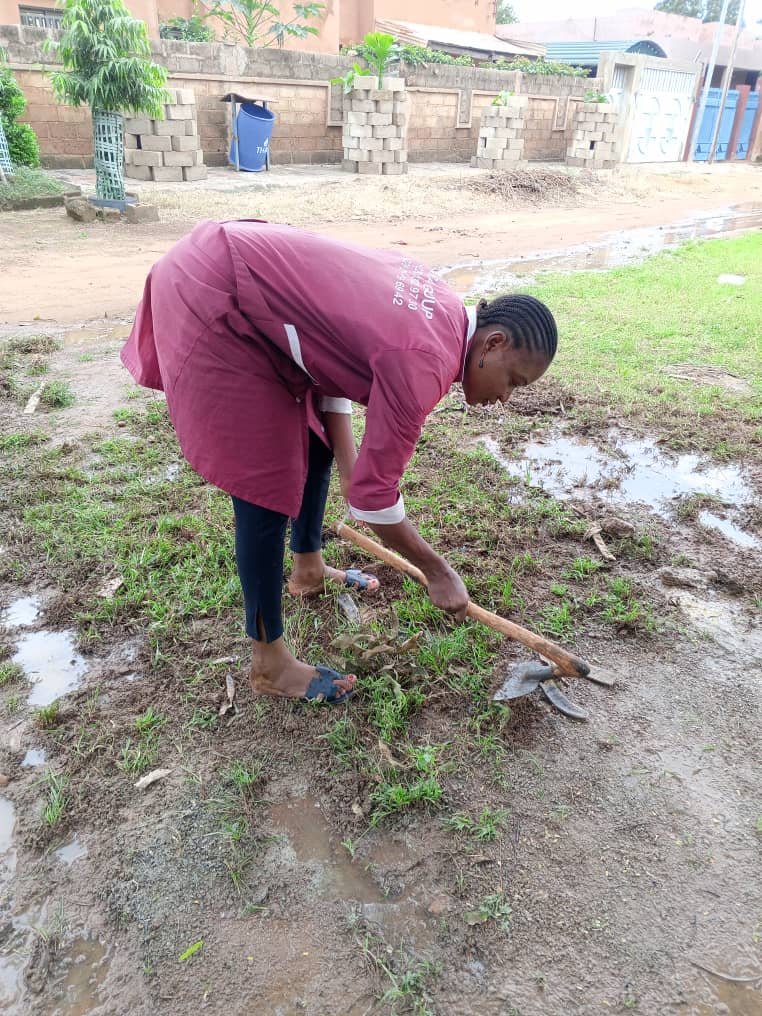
[231,431,334,642]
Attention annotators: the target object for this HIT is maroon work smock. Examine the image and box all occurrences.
[121,220,477,522]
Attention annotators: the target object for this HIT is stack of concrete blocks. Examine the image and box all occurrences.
[124,88,207,183]
[566,101,618,169]
[341,75,409,176]
[471,95,528,169]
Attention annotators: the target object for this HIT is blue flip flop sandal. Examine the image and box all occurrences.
[343,568,379,593]
[302,665,357,706]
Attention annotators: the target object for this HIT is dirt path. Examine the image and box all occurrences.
[1,163,760,328]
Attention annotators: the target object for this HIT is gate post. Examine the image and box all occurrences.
[727,85,750,160]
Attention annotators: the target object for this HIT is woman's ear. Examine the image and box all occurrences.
[484,328,509,354]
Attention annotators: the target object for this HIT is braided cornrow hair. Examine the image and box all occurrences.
[476,294,558,362]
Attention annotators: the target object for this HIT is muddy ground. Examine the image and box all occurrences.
[0,163,761,1016]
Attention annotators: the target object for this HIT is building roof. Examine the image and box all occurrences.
[375,19,546,60]
[545,40,667,66]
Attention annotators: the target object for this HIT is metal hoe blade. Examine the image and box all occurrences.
[493,662,552,702]
[539,680,589,721]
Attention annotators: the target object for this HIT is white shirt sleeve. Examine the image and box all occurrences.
[320,396,353,415]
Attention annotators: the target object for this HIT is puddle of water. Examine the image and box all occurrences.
[0,796,16,860]
[2,596,41,628]
[686,968,762,1015]
[699,511,761,550]
[12,630,88,708]
[61,322,131,348]
[269,798,383,903]
[443,204,762,294]
[478,431,758,548]
[21,748,47,767]
[46,936,111,1016]
[54,836,88,866]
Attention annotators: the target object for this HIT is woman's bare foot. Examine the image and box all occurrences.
[288,550,379,597]
[248,636,356,700]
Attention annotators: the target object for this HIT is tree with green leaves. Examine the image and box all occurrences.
[201,0,324,49]
[496,1,518,24]
[0,48,40,171]
[654,0,741,22]
[47,0,168,201]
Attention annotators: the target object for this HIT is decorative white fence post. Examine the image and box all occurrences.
[342,75,409,176]
[472,94,528,169]
[566,101,619,168]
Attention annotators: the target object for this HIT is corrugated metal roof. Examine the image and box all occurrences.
[545,40,667,64]
[376,19,546,59]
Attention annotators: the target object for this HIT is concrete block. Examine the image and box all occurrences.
[166,103,196,120]
[393,98,410,115]
[346,148,371,162]
[595,142,613,157]
[365,137,383,151]
[65,196,97,222]
[474,157,494,169]
[185,119,199,136]
[369,89,393,102]
[172,134,202,151]
[124,164,152,180]
[347,112,368,125]
[125,117,152,135]
[566,156,585,167]
[482,143,504,159]
[126,149,163,167]
[370,148,395,163]
[353,75,379,90]
[373,125,398,139]
[382,77,405,92]
[155,119,188,137]
[377,101,394,114]
[341,158,359,172]
[125,203,160,223]
[151,166,184,182]
[358,160,383,174]
[163,88,178,103]
[382,161,407,175]
[392,114,408,129]
[347,123,373,138]
[383,136,404,150]
[351,99,375,113]
[394,149,408,163]
[183,165,208,182]
[164,149,202,167]
[140,134,172,152]
[480,126,496,138]
[125,133,139,149]
[506,139,525,151]
[368,113,392,126]
[494,127,517,139]
[174,88,195,105]
[494,156,523,168]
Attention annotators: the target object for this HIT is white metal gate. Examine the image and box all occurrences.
[626,66,697,163]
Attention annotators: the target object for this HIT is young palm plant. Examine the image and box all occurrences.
[47,0,168,201]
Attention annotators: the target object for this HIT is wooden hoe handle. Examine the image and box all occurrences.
[335,522,590,679]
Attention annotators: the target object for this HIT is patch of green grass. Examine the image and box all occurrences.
[538,599,575,639]
[323,716,363,767]
[564,556,603,581]
[34,701,61,728]
[41,381,75,409]
[0,661,24,686]
[446,806,507,842]
[118,708,168,774]
[597,577,654,631]
[371,776,443,826]
[41,770,68,827]
[223,760,264,792]
[0,431,48,451]
[0,167,66,206]
[2,334,59,356]
[530,234,762,421]
[465,890,512,931]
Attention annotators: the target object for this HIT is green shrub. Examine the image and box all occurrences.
[159,15,213,41]
[0,66,41,167]
[493,56,589,77]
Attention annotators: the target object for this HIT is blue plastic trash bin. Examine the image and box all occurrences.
[230,102,275,172]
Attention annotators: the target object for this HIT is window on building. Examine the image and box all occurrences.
[19,6,63,29]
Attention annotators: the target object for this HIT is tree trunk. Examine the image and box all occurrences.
[92,109,125,201]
